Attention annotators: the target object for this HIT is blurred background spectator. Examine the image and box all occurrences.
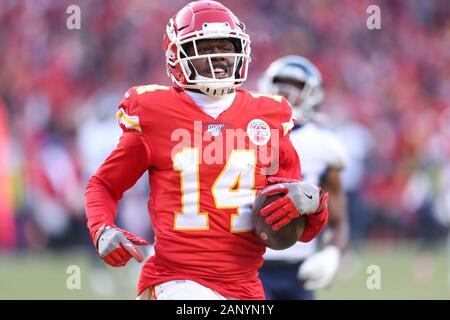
[0,0,449,295]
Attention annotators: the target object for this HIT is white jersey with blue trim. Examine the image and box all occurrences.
[264,122,348,261]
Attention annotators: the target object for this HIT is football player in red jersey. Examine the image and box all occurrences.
[85,0,329,300]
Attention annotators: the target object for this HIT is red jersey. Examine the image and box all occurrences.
[85,85,326,299]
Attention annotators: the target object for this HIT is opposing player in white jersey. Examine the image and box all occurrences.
[257,55,349,300]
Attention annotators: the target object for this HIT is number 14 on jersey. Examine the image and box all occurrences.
[173,148,257,233]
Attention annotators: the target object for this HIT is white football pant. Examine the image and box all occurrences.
[136,279,234,300]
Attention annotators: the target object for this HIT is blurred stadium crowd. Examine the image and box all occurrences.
[0,0,449,254]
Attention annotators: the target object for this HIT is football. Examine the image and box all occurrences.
[252,189,305,250]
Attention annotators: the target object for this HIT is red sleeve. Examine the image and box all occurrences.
[299,207,329,242]
[85,132,151,243]
[270,97,301,180]
[275,134,301,180]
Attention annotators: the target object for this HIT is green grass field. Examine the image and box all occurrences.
[1,242,449,300]
[318,242,450,299]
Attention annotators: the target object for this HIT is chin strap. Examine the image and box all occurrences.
[196,74,235,96]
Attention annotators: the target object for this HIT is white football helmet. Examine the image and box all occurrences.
[163,1,251,96]
[258,55,324,123]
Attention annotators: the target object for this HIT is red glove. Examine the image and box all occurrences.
[260,177,328,231]
[94,224,148,267]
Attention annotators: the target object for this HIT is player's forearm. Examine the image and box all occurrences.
[326,190,349,252]
[85,175,119,242]
[321,168,349,252]
[84,132,151,242]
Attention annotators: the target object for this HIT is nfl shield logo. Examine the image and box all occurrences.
[207,123,225,137]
